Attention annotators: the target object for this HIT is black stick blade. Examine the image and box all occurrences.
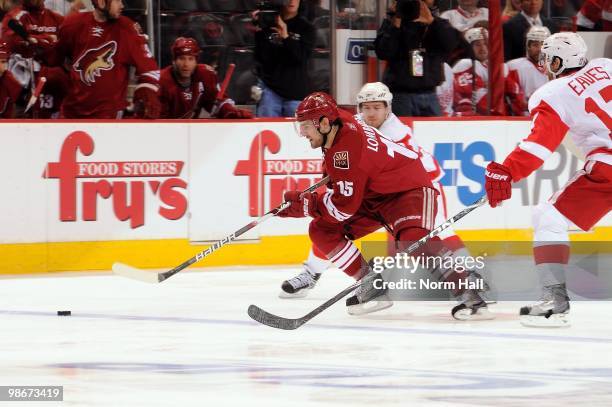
[247,305,303,330]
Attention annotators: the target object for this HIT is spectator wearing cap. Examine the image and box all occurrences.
[440,0,489,32]
[253,0,315,117]
[159,37,253,119]
[503,0,558,61]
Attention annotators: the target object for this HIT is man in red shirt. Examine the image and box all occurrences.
[278,92,493,320]
[159,37,252,119]
[45,0,160,119]
[0,41,22,118]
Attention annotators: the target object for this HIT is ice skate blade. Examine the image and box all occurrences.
[278,289,310,299]
[347,297,393,316]
[520,313,570,328]
[452,305,495,321]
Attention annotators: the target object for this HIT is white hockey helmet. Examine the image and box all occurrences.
[356,82,393,107]
[525,26,551,44]
[540,32,588,78]
[464,27,487,44]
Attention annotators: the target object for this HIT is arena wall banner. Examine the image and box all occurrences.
[0,119,609,274]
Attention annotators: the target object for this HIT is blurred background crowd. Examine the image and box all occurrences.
[0,0,609,119]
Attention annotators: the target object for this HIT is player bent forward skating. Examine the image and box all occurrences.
[485,33,611,327]
[280,82,479,302]
[277,92,493,320]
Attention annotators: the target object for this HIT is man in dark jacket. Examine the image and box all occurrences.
[254,0,315,117]
[503,0,558,61]
[375,0,461,117]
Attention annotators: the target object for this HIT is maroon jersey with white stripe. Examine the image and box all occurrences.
[503,58,612,181]
[49,12,159,118]
[159,64,230,119]
[316,110,432,224]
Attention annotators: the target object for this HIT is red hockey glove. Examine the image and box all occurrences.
[217,103,253,119]
[133,85,161,119]
[277,191,319,218]
[485,161,512,208]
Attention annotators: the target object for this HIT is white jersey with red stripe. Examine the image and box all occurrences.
[503,58,612,181]
[506,57,548,100]
[355,112,444,182]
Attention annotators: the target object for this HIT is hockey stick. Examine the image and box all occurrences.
[25,76,46,113]
[248,195,489,330]
[113,175,329,283]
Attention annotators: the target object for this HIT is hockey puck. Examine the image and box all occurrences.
[57,311,71,316]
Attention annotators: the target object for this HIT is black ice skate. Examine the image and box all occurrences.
[279,264,321,298]
[519,283,570,328]
[345,271,393,316]
[452,288,494,321]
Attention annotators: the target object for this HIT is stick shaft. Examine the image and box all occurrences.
[156,175,328,282]
[248,195,488,329]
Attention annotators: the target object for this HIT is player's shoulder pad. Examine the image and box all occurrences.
[159,65,173,81]
[528,79,561,112]
[506,57,525,70]
[452,58,473,73]
[589,57,612,75]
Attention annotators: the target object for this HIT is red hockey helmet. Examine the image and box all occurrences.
[295,92,339,128]
[171,37,201,59]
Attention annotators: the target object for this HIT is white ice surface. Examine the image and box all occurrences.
[1,266,612,406]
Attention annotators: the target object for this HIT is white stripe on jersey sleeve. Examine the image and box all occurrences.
[518,140,553,161]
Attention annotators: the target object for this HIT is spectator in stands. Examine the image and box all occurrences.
[575,0,612,31]
[374,0,461,117]
[502,0,522,22]
[440,0,489,32]
[506,25,550,107]
[503,0,558,61]
[159,37,253,119]
[253,0,315,117]
[0,41,22,118]
[42,0,160,119]
[452,27,526,116]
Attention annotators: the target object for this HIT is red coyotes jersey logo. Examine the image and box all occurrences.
[333,151,350,169]
[73,41,118,86]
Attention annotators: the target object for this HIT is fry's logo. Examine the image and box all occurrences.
[43,131,188,228]
[234,130,324,216]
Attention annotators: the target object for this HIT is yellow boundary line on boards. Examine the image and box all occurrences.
[1,227,610,275]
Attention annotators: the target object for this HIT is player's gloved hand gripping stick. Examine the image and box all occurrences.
[112,176,330,283]
[248,195,489,330]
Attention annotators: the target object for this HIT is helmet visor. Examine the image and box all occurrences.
[293,119,317,137]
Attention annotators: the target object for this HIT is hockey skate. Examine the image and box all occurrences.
[452,288,494,321]
[520,283,570,328]
[346,271,393,316]
[279,264,321,298]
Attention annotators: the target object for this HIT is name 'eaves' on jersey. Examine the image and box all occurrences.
[503,58,612,181]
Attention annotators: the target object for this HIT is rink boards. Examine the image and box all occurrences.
[0,118,610,274]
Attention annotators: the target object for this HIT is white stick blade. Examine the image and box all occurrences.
[112,262,160,283]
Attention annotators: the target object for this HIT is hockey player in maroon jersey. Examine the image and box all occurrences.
[1,0,68,118]
[44,0,160,119]
[278,92,493,320]
[485,33,611,327]
[159,37,253,119]
[1,0,63,57]
[0,41,22,118]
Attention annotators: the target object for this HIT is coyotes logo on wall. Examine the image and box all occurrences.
[73,41,117,86]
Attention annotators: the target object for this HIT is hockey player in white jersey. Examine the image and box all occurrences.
[507,26,551,107]
[485,32,611,327]
[280,82,476,301]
